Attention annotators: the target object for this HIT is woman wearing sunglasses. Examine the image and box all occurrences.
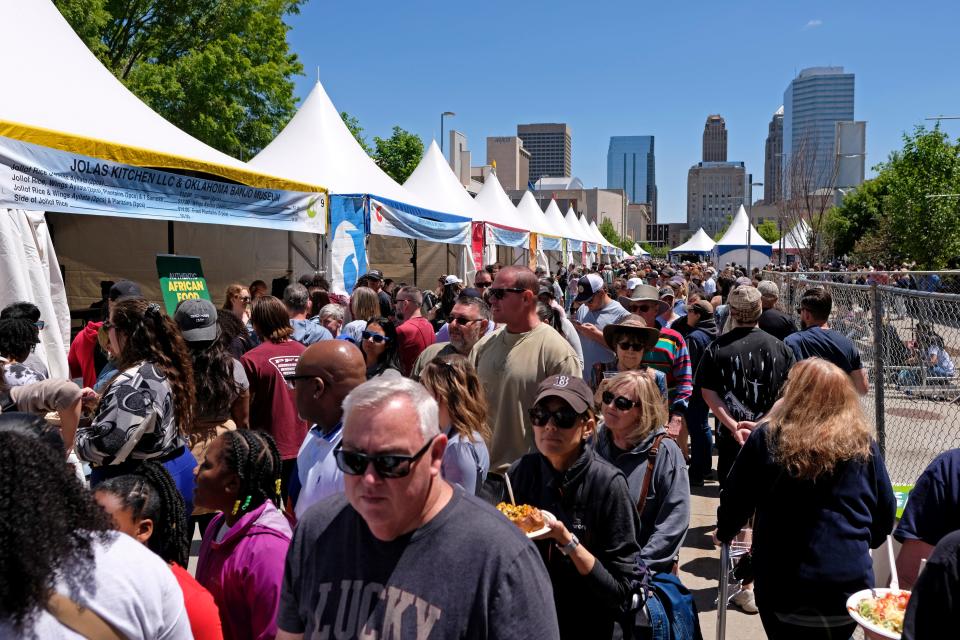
[360,317,402,379]
[507,374,640,640]
[594,370,690,574]
[592,314,668,399]
[222,284,252,325]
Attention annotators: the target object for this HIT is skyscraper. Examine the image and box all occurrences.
[702,115,727,162]
[782,67,855,195]
[606,136,657,220]
[517,123,571,181]
[763,107,783,204]
[686,161,747,236]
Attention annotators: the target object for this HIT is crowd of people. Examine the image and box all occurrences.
[0,257,955,640]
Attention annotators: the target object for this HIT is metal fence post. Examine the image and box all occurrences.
[871,283,886,456]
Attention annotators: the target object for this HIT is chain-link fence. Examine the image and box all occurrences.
[763,271,960,484]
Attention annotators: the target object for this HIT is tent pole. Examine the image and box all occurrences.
[412,240,418,287]
[167,221,175,254]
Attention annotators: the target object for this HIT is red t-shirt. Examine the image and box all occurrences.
[240,340,307,459]
[396,316,436,376]
[170,562,223,640]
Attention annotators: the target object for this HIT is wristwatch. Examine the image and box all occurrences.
[557,534,580,556]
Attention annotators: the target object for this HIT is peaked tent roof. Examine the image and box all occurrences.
[250,81,428,204]
[570,209,595,244]
[474,172,528,230]
[563,207,589,241]
[714,205,772,248]
[516,191,557,236]
[544,200,573,240]
[0,0,320,193]
[589,220,613,247]
[669,227,716,254]
[780,219,811,250]
[632,244,650,256]
[404,141,488,222]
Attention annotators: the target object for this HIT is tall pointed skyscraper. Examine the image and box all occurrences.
[702,115,727,162]
[763,107,783,204]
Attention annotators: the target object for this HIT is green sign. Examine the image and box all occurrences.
[893,484,914,519]
[156,254,212,315]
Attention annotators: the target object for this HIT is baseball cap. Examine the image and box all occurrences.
[538,285,555,298]
[574,274,605,302]
[533,374,593,414]
[684,299,714,315]
[363,270,384,281]
[658,286,675,300]
[443,275,463,286]
[757,280,779,299]
[626,277,643,290]
[173,298,219,342]
[728,286,762,324]
[109,280,142,301]
[735,276,753,288]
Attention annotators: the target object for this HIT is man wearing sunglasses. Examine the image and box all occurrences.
[410,295,492,379]
[276,377,560,640]
[472,266,581,470]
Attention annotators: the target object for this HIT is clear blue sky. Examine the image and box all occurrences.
[286,0,960,224]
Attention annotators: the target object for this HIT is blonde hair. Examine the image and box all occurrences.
[765,358,872,481]
[596,370,668,447]
[418,354,493,445]
[350,287,380,323]
[223,283,246,309]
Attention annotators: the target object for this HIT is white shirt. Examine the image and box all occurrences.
[294,422,345,519]
[703,277,717,297]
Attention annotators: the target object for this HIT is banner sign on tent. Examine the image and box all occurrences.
[538,234,563,252]
[485,224,529,248]
[586,242,598,253]
[567,239,583,252]
[471,223,485,271]
[155,254,211,315]
[329,196,367,296]
[0,136,326,233]
[368,198,470,246]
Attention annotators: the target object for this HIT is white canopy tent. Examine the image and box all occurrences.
[632,243,650,257]
[668,227,716,259]
[562,206,589,265]
[569,208,597,263]
[516,193,560,272]
[474,172,531,266]
[712,205,772,268]
[778,219,810,253]
[405,141,486,222]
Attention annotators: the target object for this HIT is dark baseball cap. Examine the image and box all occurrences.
[173,298,219,342]
[533,374,593,414]
[363,270,384,281]
[574,274,605,302]
[109,280,142,301]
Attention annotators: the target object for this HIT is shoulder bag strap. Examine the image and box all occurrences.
[46,592,127,640]
[636,434,666,516]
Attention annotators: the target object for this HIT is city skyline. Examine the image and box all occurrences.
[286,0,960,226]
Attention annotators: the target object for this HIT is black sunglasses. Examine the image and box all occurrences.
[474,281,492,288]
[488,287,526,300]
[602,391,640,411]
[528,406,582,429]
[334,436,437,479]
[362,331,391,343]
[628,303,655,313]
[449,315,480,326]
[617,341,647,352]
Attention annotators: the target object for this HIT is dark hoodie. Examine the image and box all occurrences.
[685,313,718,374]
[508,445,640,640]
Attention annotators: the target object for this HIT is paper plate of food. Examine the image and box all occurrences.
[846,588,910,639]
[496,502,555,538]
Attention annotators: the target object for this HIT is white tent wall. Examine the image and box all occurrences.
[48,213,317,307]
[0,210,70,378]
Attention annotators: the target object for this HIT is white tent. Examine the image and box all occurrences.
[669,227,716,258]
[632,243,650,257]
[563,206,590,241]
[405,141,487,223]
[588,220,608,247]
[473,172,528,231]
[544,199,573,240]
[712,205,772,268]
[778,219,810,253]
[516,191,557,237]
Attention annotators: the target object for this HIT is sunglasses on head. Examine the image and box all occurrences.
[528,406,583,429]
[449,315,479,326]
[488,287,526,300]
[333,436,436,479]
[362,331,390,343]
[617,341,646,352]
[601,391,640,411]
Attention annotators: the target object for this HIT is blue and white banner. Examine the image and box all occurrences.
[538,234,563,252]
[486,223,529,248]
[368,197,470,245]
[586,242,598,253]
[567,238,583,252]
[0,135,326,232]
[329,196,367,295]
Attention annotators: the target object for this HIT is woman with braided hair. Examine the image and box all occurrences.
[195,429,292,640]
[95,461,223,640]
[76,297,199,513]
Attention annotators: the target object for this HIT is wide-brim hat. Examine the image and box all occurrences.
[618,284,660,307]
[603,314,660,351]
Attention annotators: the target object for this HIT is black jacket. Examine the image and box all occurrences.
[685,315,718,375]
[508,445,641,640]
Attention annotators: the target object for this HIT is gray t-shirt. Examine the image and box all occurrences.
[278,489,560,639]
[575,299,631,380]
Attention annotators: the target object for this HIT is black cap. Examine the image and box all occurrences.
[173,298,219,342]
[109,280,142,301]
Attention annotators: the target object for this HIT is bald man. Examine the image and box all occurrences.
[286,340,368,518]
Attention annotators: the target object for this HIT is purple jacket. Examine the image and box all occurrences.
[196,502,292,640]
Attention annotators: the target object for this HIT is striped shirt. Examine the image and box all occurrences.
[641,327,693,416]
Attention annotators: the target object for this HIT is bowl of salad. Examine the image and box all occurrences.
[846,588,910,639]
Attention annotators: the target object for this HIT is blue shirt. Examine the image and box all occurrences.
[290,319,333,346]
[441,428,490,496]
[784,326,863,373]
[292,422,344,519]
[895,448,960,546]
[575,299,631,380]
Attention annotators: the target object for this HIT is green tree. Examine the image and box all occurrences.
[756,219,781,243]
[826,174,891,259]
[597,219,636,254]
[373,127,424,183]
[341,111,372,155]
[55,0,304,160]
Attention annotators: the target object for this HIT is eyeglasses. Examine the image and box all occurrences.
[602,391,640,411]
[334,436,437,479]
[488,287,527,300]
[362,331,390,344]
[617,341,647,352]
[449,316,480,326]
[239,296,251,303]
[474,281,492,288]
[33,321,45,330]
[528,406,582,429]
